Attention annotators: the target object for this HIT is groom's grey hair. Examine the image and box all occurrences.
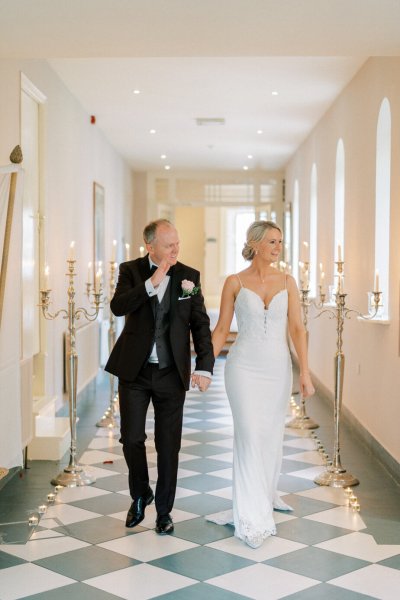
[143,219,174,244]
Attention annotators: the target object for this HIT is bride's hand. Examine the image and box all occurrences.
[299,372,315,398]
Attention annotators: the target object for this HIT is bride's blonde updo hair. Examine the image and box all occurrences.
[242,220,282,261]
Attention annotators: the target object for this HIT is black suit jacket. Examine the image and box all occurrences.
[104,256,214,390]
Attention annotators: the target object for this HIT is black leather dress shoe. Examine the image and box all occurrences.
[126,488,154,528]
[155,513,174,535]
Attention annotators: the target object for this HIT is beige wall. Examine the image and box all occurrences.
[0,58,134,468]
[204,207,224,309]
[286,57,400,463]
[132,172,148,254]
[175,206,205,274]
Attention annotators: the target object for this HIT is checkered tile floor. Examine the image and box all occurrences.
[1,359,400,599]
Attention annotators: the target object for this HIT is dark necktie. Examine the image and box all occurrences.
[150,264,174,276]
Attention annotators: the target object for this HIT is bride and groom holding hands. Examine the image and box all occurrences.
[105,218,314,548]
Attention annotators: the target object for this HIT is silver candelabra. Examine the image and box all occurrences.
[313,260,382,487]
[40,257,103,486]
[287,261,319,430]
[96,260,119,428]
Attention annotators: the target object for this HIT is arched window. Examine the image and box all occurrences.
[335,139,345,260]
[292,180,299,283]
[309,164,317,296]
[375,98,391,318]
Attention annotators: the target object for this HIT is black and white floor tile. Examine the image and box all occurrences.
[1,359,400,599]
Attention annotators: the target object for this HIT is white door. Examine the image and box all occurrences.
[20,75,46,447]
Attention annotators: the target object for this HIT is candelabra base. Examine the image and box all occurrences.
[286,414,319,430]
[51,464,96,487]
[288,392,300,417]
[314,468,359,488]
[96,413,119,428]
[96,394,119,428]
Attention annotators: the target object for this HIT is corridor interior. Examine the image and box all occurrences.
[0,359,400,600]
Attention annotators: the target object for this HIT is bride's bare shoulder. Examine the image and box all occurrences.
[224,273,240,285]
[223,273,243,294]
[286,274,298,293]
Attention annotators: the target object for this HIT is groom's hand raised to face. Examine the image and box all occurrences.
[150,259,173,288]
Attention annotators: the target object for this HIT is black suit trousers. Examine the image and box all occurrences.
[118,363,186,516]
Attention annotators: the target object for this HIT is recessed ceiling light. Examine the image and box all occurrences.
[271,91,278,96]
[257,129,263,135]
[247,154,253,159]
[164,165,171,170]
[133,89,141,95]
[160,154,167,160]
[243,166,249,171]
[150,129,156,134]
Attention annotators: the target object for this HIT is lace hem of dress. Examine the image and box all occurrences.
[205,511,277,549]
[237,518,276,549]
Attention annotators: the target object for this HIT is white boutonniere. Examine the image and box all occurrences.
[179,279,200,299]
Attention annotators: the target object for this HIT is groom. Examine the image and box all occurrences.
[105,219,214,534]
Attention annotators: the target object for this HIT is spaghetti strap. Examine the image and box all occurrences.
[236,274,243,288]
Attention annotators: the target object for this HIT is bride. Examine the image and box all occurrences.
[210,220,315,548]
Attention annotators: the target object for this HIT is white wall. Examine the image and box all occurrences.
[0,59,134,468]
[285,57,400,464]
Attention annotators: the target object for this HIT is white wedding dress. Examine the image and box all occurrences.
[208,275,293,548]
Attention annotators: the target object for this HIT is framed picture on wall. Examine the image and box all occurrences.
[93,182,105,277]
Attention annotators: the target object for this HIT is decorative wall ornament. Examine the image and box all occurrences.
[0,153,22,327]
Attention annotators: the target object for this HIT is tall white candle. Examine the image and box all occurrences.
[95,269,102,293]
[111,240,117,262]
[302,241,309,262]
[374,269,380,292]
[68,241,75,261]
[337,243,342,262]
[44,265,50,289]
[87,262,93,283]
[125,243,130,261]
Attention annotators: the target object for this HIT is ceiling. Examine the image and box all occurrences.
[2,0,400,172]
